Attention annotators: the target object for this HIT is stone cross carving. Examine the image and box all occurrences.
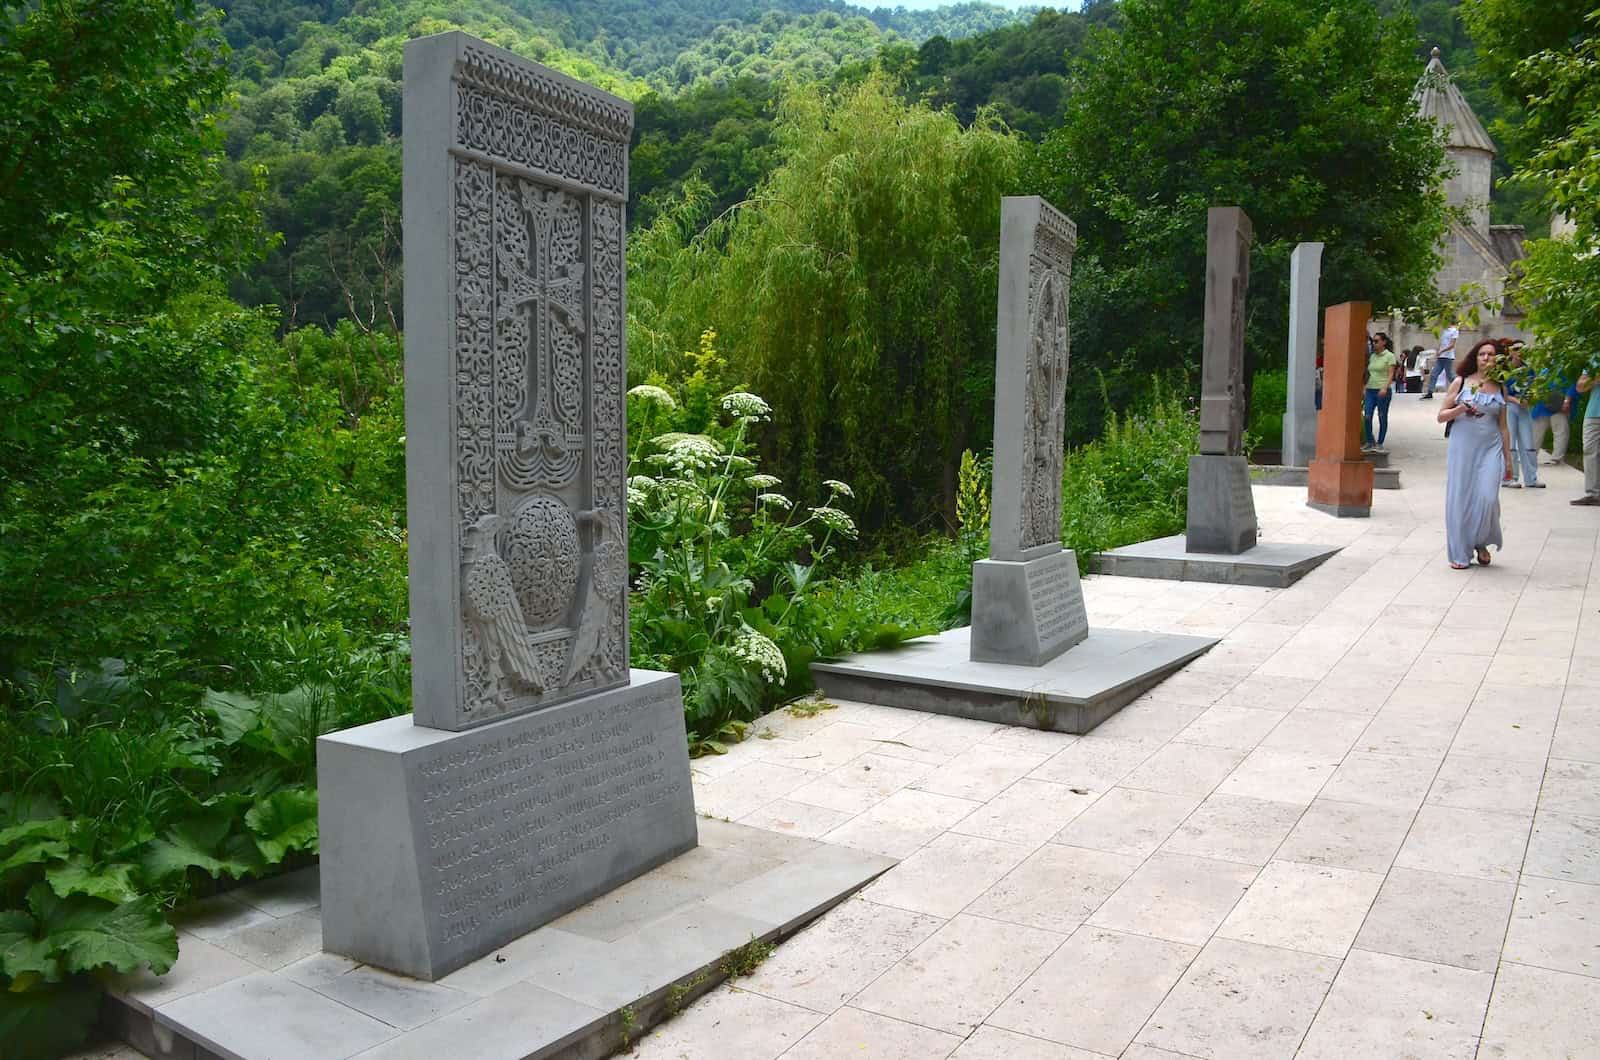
[1199,207,1252,456]
[1282,242,1324,469]
[404,33,632,731]
[991,196,1077,562]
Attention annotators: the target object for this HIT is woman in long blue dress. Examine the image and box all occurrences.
[1439,339,1513,569]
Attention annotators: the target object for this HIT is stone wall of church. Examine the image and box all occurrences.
[1444,148,1493,237]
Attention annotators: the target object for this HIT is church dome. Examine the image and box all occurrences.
[1414,47,1497,155]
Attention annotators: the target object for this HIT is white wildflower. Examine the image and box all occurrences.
[628,474,658,491]
[732,627,787,684]
[627,384,677,410]
[663,436,721,472]
[809,505,858,538]
[724,455,755,473]
[757,492,793,511]
[720,391,772,420]
[627,483,648,509]
[822,479,854,498]
[746,473,782,489]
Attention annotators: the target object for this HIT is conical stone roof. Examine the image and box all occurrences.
[1414,46,1497,155]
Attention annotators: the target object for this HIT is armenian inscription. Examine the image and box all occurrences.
[1027,558,1087,646]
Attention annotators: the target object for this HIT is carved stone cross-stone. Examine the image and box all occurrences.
[971,196,1088,666]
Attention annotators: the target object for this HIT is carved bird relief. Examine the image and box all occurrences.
[562,509,617,685]
[463,514,546,697]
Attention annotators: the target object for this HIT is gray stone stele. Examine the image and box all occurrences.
[404,31,634,733]
[319,670,698,981]
[1188,206,1259,554]
[317,31,699,982]
[972,195,1087,665]
[1282,242,1324,469]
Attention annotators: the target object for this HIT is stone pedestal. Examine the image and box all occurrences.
[1186,453,1259,554]
[318,670,697,981]
[971,550,1088,666]
[1308,302,1375,517]
[1282,242,1324,469]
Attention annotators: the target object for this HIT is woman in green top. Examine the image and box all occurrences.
[1363,332,1399,452]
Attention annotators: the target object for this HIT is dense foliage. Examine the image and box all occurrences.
[1028,0,1451,393]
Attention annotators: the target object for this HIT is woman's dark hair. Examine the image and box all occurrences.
[1373,332,1391,349]
[1457,338,1499,380]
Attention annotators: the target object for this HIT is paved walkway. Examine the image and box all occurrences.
[632,393,1600,1060]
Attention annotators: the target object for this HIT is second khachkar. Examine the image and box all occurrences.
[972,196,1088,666]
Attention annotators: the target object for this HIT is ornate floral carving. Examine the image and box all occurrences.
[505,494,581,629]
[456,85,626,198]
[1018,209,1078,552]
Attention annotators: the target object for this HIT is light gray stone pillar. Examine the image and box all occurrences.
[1187,206,1259,554]
[1282,242,1324,469]
[971,196,1088,665]
[318,31,696,980]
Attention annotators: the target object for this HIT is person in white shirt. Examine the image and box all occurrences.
[1423,325,1458,399]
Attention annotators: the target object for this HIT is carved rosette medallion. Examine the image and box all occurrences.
[1018,209,1078,553]
[445,45,632,724]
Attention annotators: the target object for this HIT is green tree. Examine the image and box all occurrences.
[1027,0,1451,416]
[629,75,1024,532]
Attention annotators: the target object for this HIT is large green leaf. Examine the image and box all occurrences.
[45,857,141,905]
[200,689,262,746]
[139,809,255,883]
[0,819,72,876]
[0,909,59,981]
[245,787,319,863]
[39,892,177,976]
[0,979,100,1060]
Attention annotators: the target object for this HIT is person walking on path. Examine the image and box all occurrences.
[1573,369,1600,506]
[1440,339,1511,567]
[1531,371,1577,467]
[1502,340,1544,489]
[1423,322,1458,398]
[1363,332,1399,452]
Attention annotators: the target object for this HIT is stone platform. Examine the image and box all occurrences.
[1252,464,1402,490]
[104,822,891,1060]
[1089,534,1341,587]
[811,626,1215,733]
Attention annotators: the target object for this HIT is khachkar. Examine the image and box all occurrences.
[316,32,696,981]
[1187,206,1260,553]
[1281,242,1324,469]
[970,196,1088,666]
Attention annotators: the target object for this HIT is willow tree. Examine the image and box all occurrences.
[631,74,1024,534]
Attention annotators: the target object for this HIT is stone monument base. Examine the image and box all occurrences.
[1252,464,1402,490]
[1088,534,1342,588]
[318,670,698,981]
[813,625,1215,733]
[1186,454,1259,553]
[970,550,1088,666]
[1307,457,1375,518]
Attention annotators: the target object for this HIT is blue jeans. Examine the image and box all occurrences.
[1425,357,1453,395]
[1363,388,1392,445]
[1507,402,1538,483]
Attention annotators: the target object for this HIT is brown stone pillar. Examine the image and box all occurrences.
[1307,302,1375,517]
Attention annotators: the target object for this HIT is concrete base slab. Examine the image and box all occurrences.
[105,822,892,1060]
[1252,465,1402,490]
[1186,453,1260,553]
[1089,534,1342,587]
[811,625,1215,734]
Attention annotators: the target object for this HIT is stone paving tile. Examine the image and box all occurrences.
[862,832,1031,918]
[1523,810,1600,885]
[785,751,936,816]
[1540,757,1600,816]
[1395,804,1532,883]
[208,909,324,971]
[1424,754,1545,815]
[1172,705,1286,751]
[738,798,857,840]
[741,897,941,1014]
[1274,798,1414,873]
[1134,937,1338,1060]
[1294,949,1492,1060]
[1503,876,1600,978]
[1050,787,1202,858]
[779,1005,963,1059]
[823,788,983,858]
[1355,710,1462,759]
[1213,748,1337,805]
[911,744,1053,803]
[967,844,1142,935]
[1119,742,1246,797]
[1318,750,1439,810]
[1354,867,1515,972]
[945,1025,1108,1060]
[1026,737,1161,794]
[1085,853,1256,946]
[1478,961,1600,1059]
[1158,793,1302,867]
[947,778,1098,848]
[852,913,1066,1036]
[988,927,1198,1056]
[628,984,822,1060]
[1214,860,1383,958]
